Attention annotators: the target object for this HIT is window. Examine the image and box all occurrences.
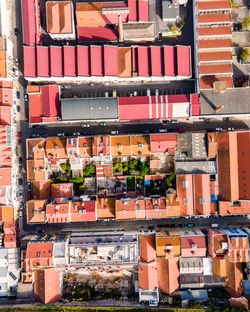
[37,252,41,258]
[138,143,143,148]
[183,180,189,188]
[199,197,206,204]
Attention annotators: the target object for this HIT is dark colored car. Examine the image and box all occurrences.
[19,157,22,164]
[24,93,29,102]
[16,91,20,99]
[19,178,22,185]
[233,23,242,31]
[17,106,21,112]
[14,28,18,35]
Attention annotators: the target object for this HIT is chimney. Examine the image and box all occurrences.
[118,15,124,42]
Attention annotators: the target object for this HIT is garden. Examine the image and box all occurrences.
[50,162,96,195]
[113,158,150,177]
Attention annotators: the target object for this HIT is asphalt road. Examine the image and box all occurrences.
[21,214,250,236]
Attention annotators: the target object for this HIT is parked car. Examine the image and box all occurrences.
[82,124,90,128]
[41,133,47,138]
[171,119,179,124]
[24,93,29,102]
[99,122,106,127]
[142,129,150,134]
[19,157,22,164]
[40,125,47,130]
[17,105,21,112]
[18,139,22,145]
[19,190,23,197]
[111,130,119,135]
[18,178,22,186]
[15,58,20,66]
[31,133,40,138]
[18,131,22,138]
[14,28,18,35]
[32,125,40,129]
[57,133,65,137]
[161,119,170,125]
[16,91,20,99]
[73,132,80,136]
[233,23,242,32]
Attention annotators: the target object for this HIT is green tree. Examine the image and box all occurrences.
[240,48,250,62]
[128,159,139,175]
[122,161,129,174]
[113,162,122,173]
[83,163,96,177]
[60,162,71,177]
[242,16,250,29]
[69,176,84,184]
[139,161,149,177]
[165,173,176,189]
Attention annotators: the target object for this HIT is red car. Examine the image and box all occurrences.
[177,128,186,133]
[18,131,22,138]
[18,139,22,145]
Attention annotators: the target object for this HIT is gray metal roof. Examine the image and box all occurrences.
[181,289,208,301]
[162,0,180,21]
[53,242,66,258]
[61,97,118,121]
[200,88,250,115]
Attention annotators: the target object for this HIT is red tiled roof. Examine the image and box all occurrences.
[138,46,150,77]
[77,45,90,76]
[128,0,137,21]
[21,0,36,46]
[151,46,163,76]
[104,45,118,76]
[23,46,36,78]
[41,85,60,117]
[36,46,49,77]
[139,262,158,290]
[177,45,191,77]
[181,235,207,257]
[199,51,232,62]
[78,27,118,42]
[140,234,156,262]
[197,0,231,11]
[150,133,177,153]
[63,46,76,77]
[200,75,233,89]
[90,45,103,76]
[50,46,63,77]
[200,63,232,75]
[198,13,232,24]
[198,26,232,37]
[138,0,149,21]
[26,242,53,259]
[163,46,175,76]
[198,39,232,49]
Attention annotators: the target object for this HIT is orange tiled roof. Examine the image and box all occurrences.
[197,1,231,11]
[198,39,232,49]
[118,47,132,78]
[78,137,93,158]
[27,200,47,224]
[0,88,13,106]
[0,51,6,78]
[115,199,136,220]
[27,159,46,181]
[198,26,232,37]
[51,183,73,198]
[228,236,249,263]
[0,206,14,222]
[198,13,232,24]
[200,63,232,75]
[181,235,206,257]
[177,174,194,216]
[96,197,116,219]
[200,75,233,89]
[34,268,60,304]
[157,257,179,294]
[140,234,156,263]
[156,232,181,257]
[110,135,131,157]
[45,138,67,160]
[199,51,232,62]
[145,197,167,219]
[93,136,110,156]
[226,261,244,297]
[46,202,70,223]
[193,174,211,215]
[139,262,158,290]
[0,167,11,186]
[212,257,227,277]
[131,135,150,156]
[32,180,51,200]
[219,201,250,216]
[47,1,73,34]
[27,139,45,160]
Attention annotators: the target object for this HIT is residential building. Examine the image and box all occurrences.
[180,229,206,258]
[34,268,61,304]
